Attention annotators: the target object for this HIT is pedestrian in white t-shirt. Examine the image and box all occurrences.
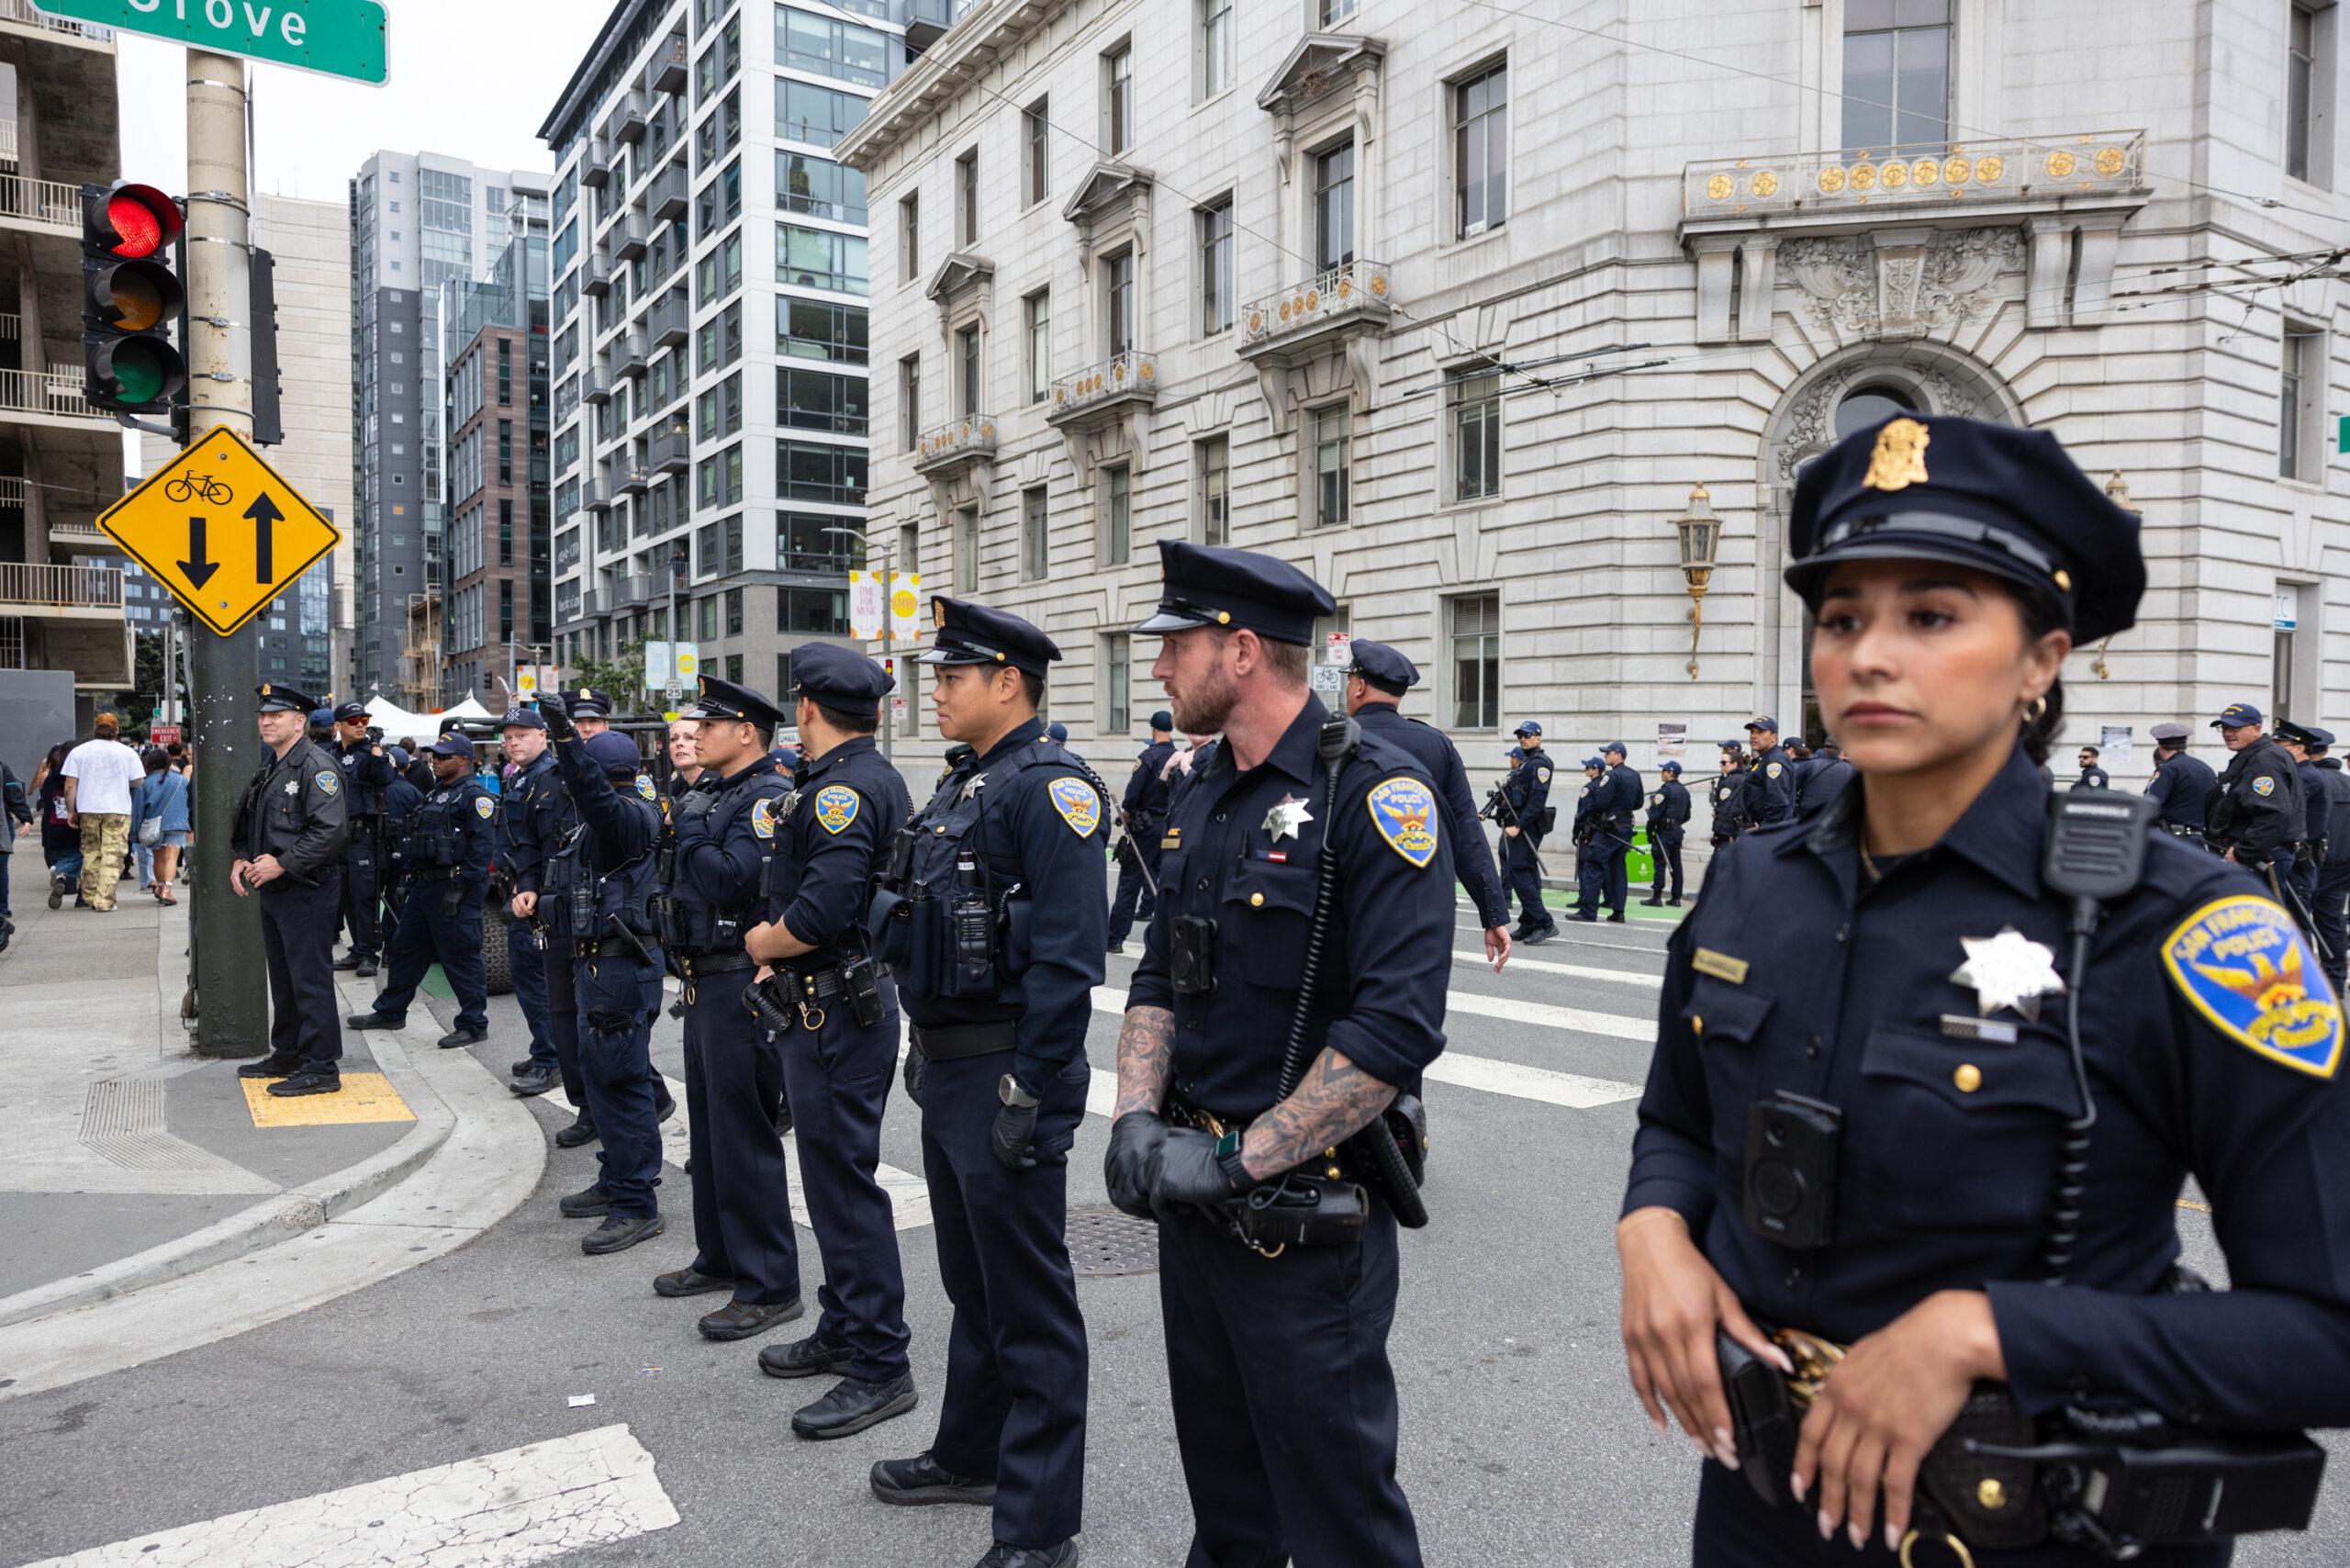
[62,715,143,912]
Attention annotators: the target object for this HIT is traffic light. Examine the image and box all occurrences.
[81,182,187,414]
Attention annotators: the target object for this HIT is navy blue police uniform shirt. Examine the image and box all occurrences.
[900,718,1109,1094]
[337,736,397,814]
[2209,737,2302,858]
[769,734,911,958]
[1742,743,1797,826]
[1796,755,1855,817]
[549,737,661,874]
[384,776,423,824]
[1128,697,1455,1121]
[1648,778,1692,834]
[2073,764,2110,790]
[1353,703,1510,929]
[1625,745,2350,1429]
[2297,758,2332,851]
[1123,738,1177,820]
[2145,749,2217,830]
[673,753,789,924]
[424,773,497,888]
[1602,760,1643,818]
[498,749,573,896]
[1505,746,1553,827]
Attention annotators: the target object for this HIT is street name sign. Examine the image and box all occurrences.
[101,424,341,635]
[34,0,387,84]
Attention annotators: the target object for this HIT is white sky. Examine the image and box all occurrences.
[114,2,614,201]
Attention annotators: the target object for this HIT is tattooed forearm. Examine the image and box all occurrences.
[1114,1004,1176,1119]
[1240,1047,1396,1182]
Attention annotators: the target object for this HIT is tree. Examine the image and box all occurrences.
[570,636,652,714]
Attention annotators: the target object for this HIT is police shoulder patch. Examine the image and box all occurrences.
[1366,777,1439,868]
[635,775,657,801]
[2163,894,2343,1079]
[474,795,495,820]
[813,783,860,834]
[1537,767,1551,783]
[313,769,341,797]
[1767,762,1784,778]
[751,797,777,839]
[2254,775,2277,796]
[1047,777,1101,836]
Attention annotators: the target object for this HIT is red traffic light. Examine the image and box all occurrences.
[84,184,182,260]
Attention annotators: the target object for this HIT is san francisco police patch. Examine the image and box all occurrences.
[751,798,776,840]
[313,769,340,797]
[475,796,495,820]
[635,776,657,801]
[2163,894,2343,1079]
[1048,778,1101,835]
[1537,767,1551,784]
[813,784,860,834]
[2254,776,2277,797]
[1767,762,1784,778]
[1367,778,1439,868]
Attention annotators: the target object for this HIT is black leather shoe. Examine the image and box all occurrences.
[870,1451,997,1507]
[332,953,363,970]
[1522,925,1558,946]
[977,1541,1078,1568]
[510,1065,560,1097]
[437,1026,486,1049]
[582,1214,664,1255]
[354,959,378,978]
[236,1052,306,1079]
[267,1069,342,1097]
[345,1012,404,1030]
[653,1266,735,1298]
[655,1092,677,1123]
[698,1296,803,1341]
[793,1372,917,1439]
[553,1116,599,1149]
[760,1331,856,1380]
[509,1058,534,1076]
[1639,896,1664,906]
[1572,913,1599,924]
[1606,913,1628,924]
[558,1185,611,1218]
[1666,895,1683,907]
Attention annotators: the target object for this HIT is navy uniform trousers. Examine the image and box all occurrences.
[262,872,344,1067]
[778,978,909,1382]
[1575,827,1631,918]
[370,879,488,1034]
[507,919,557,1079]
[1503,830,1551,930]
[1650,829,1685,901]
[339,824,381,959]
[574,945,666,1220]
[1158,1196,1421,1568]
[542,938,592,1114]
[1106,836,1160,945]
[2318,858,2350,995]
[681,967,800,1304]
[920,1049,1090,1549]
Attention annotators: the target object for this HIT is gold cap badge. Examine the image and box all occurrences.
[1862,417,1931,491]
[261,683,272,695]
[578,689,591,700]
[934,600,947,630]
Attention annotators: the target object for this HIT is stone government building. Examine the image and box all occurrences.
[839,0,2344,790]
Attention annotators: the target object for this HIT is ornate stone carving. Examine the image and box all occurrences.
[1782,237,1876,337]
[1779,227,2023,341]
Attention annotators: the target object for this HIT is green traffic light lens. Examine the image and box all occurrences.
[111,344,164,405]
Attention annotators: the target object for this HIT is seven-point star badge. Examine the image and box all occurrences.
[1950,927,2066,1022]
[1264,794,1314,841]
[959,772,989,802]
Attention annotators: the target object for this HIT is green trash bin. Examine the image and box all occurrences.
[1626,828,1654,887]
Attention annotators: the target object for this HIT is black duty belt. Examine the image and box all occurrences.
[410,868,460,883]
[782,964,846,998]
[910,1020,1017,1061]
[1166,1092,1254,1137]
[677,950,755,977]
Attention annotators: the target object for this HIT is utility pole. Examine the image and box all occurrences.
[184,50,264,1058]
[666,546,686,711]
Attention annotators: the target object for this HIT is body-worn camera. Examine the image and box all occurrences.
[840,954,886,1028]
[1742,1090,1842,1249]
[1169,915,1218,994]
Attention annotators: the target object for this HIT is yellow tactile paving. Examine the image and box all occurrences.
[240,1072,417,1127]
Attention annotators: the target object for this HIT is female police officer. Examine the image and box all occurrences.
[1617,414,2350,1565]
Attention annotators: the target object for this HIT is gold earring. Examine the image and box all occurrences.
[2024,696,2048,722]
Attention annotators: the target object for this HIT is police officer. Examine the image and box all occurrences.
[346,734,493,1048]
[1795,738,1854,816]
[495,704,567,1102]
[328,701,396,978]
[1708,742,1749,848]
[1740,715,1796,828]
[380,750,424,908]
[660,718,702,1023]
[567,689,617,737]
[1575,741,1640,923]
[1640,759,1691,907]
[1104,540,1454,1568]
[1617,412,2350,1566]
[1106,710,1177,953]
[653,675,800,1340]
[2143,721,2215,841]
[2204,701,2303,908]
[2273,720,2333,910]
[2072,744,2109,790]
[743,644,917,1440]
[534,702,669,1256]
[229,684,350,1098]
[1344,640,1513,965]
[1500,720,1555,942]
[867,597,1105,1568]
[2302,726,2350,993]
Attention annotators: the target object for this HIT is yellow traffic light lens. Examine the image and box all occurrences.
[107,271,163,330]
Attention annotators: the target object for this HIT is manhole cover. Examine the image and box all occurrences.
[1066,1204,1159,1277]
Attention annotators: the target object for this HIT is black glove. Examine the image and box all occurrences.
[439,886,464,918]
[1103,1110,1169,1220]
[1149,1126,1245,1219]
[673,781,721,825]
[901,1047,925,1108]
[539,691,576,741]
[990,1100,1040,1170]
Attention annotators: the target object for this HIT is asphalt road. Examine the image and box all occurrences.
[1,899,2343,1567]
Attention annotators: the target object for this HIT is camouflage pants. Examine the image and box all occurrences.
[79,813,129,911]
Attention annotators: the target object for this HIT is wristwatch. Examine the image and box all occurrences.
[998,1073,1040,1108]
[1214,1128,1253,1190]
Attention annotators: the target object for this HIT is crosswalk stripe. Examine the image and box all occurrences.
[22,1423,678,1568]
[1452,950,1662,988]
[1444,991,1656,1041]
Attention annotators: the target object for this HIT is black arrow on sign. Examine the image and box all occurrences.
[246,493,283,584]
[178,515,219,588]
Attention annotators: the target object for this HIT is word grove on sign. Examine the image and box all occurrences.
[35,0,389,84]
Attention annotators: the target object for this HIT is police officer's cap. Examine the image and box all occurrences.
[567,688,615,718]
[1514,720,1543,738]
[254,682,316,714]
[583,731,641,777]
[1745,715,1779,734]
[429,734,475,758]
[308,708,334,727]
[1661,760,1683,776]
[1149,709,1173,732]
[1785,413,2143,644]
[922,596,1062,678]
[789,641,893,716]
[2212,702,2263,730]
[2304,726,2336,748]
[1505,745,1524,762]
[386,746,409,767]
[1347,639,1419,696]
[498,705,547,732]
[1583,756,1606,768]
[1603,740,1628,756]
[2149,722,2192,744]
[2275,718,2325,747]
[1133,540,1335,646]
[774,745,800,773]
[331,700,370,723]
[682,675,787,733]
[1046,722,1069,743]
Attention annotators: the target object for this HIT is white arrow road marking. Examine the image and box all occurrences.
[19,1423,678,1568]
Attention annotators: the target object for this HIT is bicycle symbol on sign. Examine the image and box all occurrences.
[165,474,234,506]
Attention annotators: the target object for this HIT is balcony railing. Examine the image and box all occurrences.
[1048,353,1157,420]
[649,32,688,96]
[1240,261,1393,351]
[612,104,648,146]
[582,479,614,513]
[651,430,692,474]
[0,367,100,421]
[0,561,121,610]
[612,216,648,262]
[0,0,112,42]
[614,569,674,607]
[581,147,611,190]
[914,414,998,472]
[647,289,690,349]
[0,172,81,233]
[1682,131,2147,219]
[580,255,611,297]
[0,475,24,505]
[647,161,689,224]
[581,367,613,405]
[615,333,650,380]
[617,468,650,498]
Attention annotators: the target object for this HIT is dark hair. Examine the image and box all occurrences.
[2079,744,2100,758]
[815,700,878,735]
[2016,587,2067,767]
[1018,670,1045,711]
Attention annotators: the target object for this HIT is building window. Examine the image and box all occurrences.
[1199,200,1233,333]
[1105,251,1136,355]
[2275,585,2302,720]
[1107,43,1135,154]
[778,152,867,223]
[699,372,745,439]
[698,443,745,510]
[1836,382,1918,439]
[1450,592,1500,729]
[1023,485,1048,579]
[2282,326,2322,479]
[1842,0,1951,151]
[782,512,861,571]
[2288,4,2324,183]
[698,157,744,239]
[726,587,744,634]
[956,325,981,416]
[1201,0,1233,97]
[1196,435,1229,545]
[1315,141,1355,270]
[779,440,867,504]
[779,367,867,433]
[778,224,867,294]
[781,298,868,363]
[956,150,979,246]
[696,229,744,304]
[726,654,744,682]
[1104,633,1131,732]
[776,78,867,150]
[699,594,718,639]
[776,6,889,88]
[1449,370,1502,501]
[900,192,921,281]
[498,420,513,485]
[955,504,980,591]
[901,355,922,448]
[1024,99,1050,205]
[498,498,515,564]
[1311,404,1350,528]
[1454,63,1508,238]
[778,585,851,634]
[1102,464,1131,564]
[1321,0,1357,22]
[1024,291,1051,402]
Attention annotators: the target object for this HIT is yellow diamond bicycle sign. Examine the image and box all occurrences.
[100,426,341,636]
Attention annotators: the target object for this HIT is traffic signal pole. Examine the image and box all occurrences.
[185,50,266,1058]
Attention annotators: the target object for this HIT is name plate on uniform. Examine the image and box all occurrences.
[1692,947,1749,985]
[1939,1014,2019,1044]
